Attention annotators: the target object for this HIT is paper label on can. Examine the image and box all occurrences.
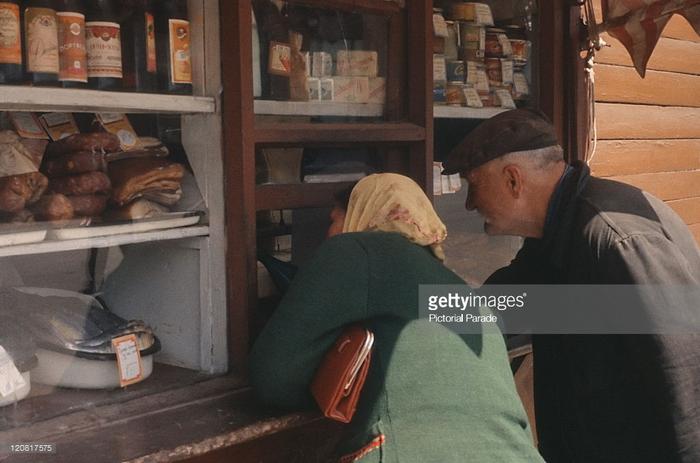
[0,345,26,398]
[514,72,529,96]
[466,61,478,85]
[57,12,87,82]
[145,12,156,73]
[112,334,143,387]
[475,4,494,26]
[39,112,79,140]
[433,13,448,37]
[168,18,191,84]
[463,86,483,108]
[25,7,59,73]
[9,112,48,139]
[498,34,513,57]
[86,21,122,78]
[501,59,514,84]
[433,55,446,82]
[0,3,21,64]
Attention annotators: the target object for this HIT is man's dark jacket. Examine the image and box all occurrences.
[487,162,700,462]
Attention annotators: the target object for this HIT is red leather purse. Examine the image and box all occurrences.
[311,325,374,423]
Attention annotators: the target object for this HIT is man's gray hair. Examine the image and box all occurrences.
[499,145,564,170]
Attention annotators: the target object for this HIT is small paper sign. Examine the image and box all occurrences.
[500,59,514,85]
[433,163,443,196]
[475,4,494,26]
[96,113,139,150]
[514,72,530,96]
[433,14,448,37]
[498,34,513,57]
[39,113,80,141]
[496,88,517,109]
[0,345,26,398]
[463,86,483,108]
[475,69,490,93]
[449,174,462,193]
[8,113,49,140]
[111,334,143,387]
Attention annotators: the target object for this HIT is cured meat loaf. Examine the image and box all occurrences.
[109,158,185,206]
[50,171,112,196]
[67,194,109,217]
[43,151,107,177]
[0,172,49,213]
[46,133,121,157]
[30,194,74,221]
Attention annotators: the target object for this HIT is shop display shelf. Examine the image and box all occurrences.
[433,106,509,119]
[254,100,384,118]
[0,86,216,114]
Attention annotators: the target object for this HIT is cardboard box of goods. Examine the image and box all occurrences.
[368,77,386,104]
[336,50,378,77]
[312,52,333,77]
[307,77,321,101]
[332,77,370,103]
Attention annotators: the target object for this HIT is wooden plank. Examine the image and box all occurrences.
[595,64,700,107]
[590,139,700,177]
[597,34,700,75]
[690,223,700,243]
[609,170,700,201]
[254,122,426,145]
[664,15,700,42]
[667,197,700,225]
[254,100,384,117]
[256,182,356,211]
[596,103,700,139]
[434,106,509,119]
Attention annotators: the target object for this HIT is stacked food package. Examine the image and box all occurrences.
[433,2,531,108]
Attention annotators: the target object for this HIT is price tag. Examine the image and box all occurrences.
[441,173,451,195]
[39,113,79,141]
[475,4,494,26]
[433,14,448,38]
[463,86,484,108]
[96,113,139,150]
[498,34,513,57]
[111,334,143,387]
[501,59,514,85]
[8,113,49,140]
[496,88,517,109]
[449,174,462,193]
[0,345,26,398]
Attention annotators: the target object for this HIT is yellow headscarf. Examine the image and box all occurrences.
[342,173,447,260]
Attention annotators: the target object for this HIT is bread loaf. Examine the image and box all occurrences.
[0,172,49,213]
[109,158,185,206]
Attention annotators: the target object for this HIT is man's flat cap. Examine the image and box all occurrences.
[442,108,559,175]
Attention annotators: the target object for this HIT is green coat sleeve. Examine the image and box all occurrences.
[249,234,371,410]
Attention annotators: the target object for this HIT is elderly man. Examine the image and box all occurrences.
[442,109,700,463]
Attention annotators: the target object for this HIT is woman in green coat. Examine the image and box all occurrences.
[250,173,543,462]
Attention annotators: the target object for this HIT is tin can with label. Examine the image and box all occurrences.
[485,28,512,58]
[446,60,465,82]
[510,39,530,65]
[433,86,447,105]
[445,82,464,106]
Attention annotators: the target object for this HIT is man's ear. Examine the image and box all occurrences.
[502,164,523,198]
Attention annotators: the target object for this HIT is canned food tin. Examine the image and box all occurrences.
[485,28,512,58]
[449,2,494,26]
[433,86,447,104]
[485,58,502,85]
[445,82,464,106]
[446,60,466,82]
[510,39,531,65]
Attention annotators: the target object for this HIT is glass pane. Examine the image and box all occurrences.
[252,0,392,122]
[433,0,539,116]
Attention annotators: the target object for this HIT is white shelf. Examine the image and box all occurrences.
[434,106,509,119]
[0,86,216,114]
[254,100,384,117]
[0,225,209,257]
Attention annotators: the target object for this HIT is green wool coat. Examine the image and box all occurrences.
[250,231,543,462]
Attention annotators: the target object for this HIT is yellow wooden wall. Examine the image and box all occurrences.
[589,6,700,243]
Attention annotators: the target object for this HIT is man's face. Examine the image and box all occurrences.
[463,160,521,236]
